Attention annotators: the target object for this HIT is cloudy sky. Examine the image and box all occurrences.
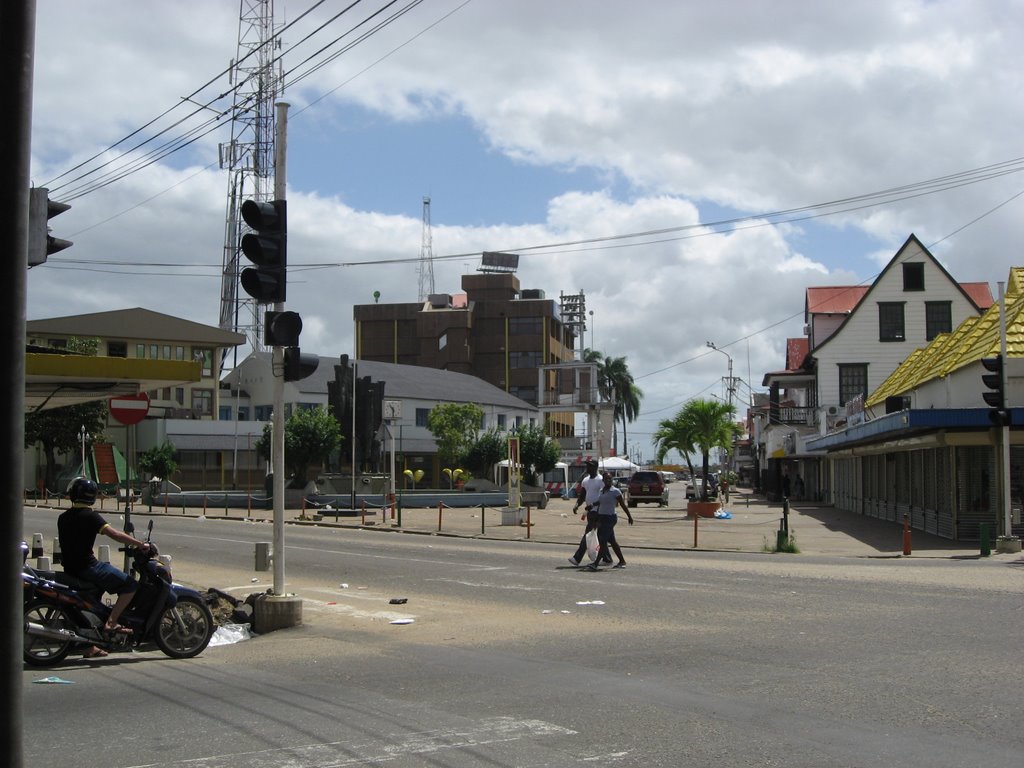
[29,0,1024,462]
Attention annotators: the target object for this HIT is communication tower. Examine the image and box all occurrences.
[418,196,435,302]
[218,0,282,354]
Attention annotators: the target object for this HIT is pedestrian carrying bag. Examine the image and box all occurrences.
[585,528,600,562]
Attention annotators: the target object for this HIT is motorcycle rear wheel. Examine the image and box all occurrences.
[24,600,77,666]
[155,595,214,659]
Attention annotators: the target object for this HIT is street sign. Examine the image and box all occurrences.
[109,393,151,425]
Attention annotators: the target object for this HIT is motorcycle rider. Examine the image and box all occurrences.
[58,477,151,644]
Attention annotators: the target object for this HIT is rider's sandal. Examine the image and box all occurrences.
[102,623,131,635]
[83,647,109,659]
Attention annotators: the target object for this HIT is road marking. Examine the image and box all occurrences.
[127,716,577,767]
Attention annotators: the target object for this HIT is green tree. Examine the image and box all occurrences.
[653,412,699,484]
[678,398,741,501]
[512,423,561,485]
[582,349,643,456]
[462,427,505,480]
[426,402,484,466]
[256,407,342,488]
[137,441,178,482]
[24,337,108,491]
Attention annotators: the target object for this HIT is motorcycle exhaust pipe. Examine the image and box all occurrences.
[25,621,94,646]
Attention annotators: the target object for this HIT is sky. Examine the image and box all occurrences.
[28,0,1024,464]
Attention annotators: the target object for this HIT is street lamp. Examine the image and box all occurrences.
[706,341,735,474]
[589,310,595,352]
[79,425,89,474]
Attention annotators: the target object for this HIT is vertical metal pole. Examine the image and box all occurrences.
[3,3,35,764]
[271,101,288,596]
[998,282,1012,538]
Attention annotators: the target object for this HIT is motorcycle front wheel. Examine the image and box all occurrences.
[155,595,214,659]
[24,600,77,666]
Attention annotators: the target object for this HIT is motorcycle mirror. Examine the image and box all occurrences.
[147,520,154,537]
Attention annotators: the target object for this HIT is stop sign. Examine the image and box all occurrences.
[109,393,150,425]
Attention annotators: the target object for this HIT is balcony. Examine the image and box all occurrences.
[772,405,816,426]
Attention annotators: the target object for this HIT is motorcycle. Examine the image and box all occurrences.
[22,520,215,666]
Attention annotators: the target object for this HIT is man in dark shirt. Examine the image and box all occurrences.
[58,477,150,636]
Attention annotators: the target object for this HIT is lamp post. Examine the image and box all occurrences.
[706,341,735,473]
[79,425,89,474]
[589,310,595,352]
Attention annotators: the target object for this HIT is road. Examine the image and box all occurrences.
[21,508,1024,768]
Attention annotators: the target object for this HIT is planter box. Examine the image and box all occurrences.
[687,500,722,518]
[501,506,525,526]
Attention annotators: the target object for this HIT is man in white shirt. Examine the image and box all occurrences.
[568,459,608,566]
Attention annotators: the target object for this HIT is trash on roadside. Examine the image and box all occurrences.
[209,623,252,647]
[389,597,408,604]
[339,583,349,589]
[575,599,605,606]
[714,510,732,519]
[390,618,414,625]
[34,677,73,684]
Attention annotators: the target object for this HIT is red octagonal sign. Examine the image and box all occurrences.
[109,393,151,425]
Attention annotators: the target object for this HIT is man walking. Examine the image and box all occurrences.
[568,459,607,566]
[586,471,634,570]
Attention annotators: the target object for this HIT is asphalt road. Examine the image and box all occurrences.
[21,508,1024,768]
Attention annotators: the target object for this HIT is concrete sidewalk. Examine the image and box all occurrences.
[284,487,1007,560]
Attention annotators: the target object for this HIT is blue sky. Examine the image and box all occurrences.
[28,0,1024,462]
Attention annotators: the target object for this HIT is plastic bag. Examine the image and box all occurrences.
[586,528,600,562]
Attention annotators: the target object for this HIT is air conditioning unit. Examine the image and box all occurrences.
[826,405,840,416]
[802,324,811,336]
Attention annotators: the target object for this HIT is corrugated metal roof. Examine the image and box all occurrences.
[806,286,869,315]
[27,308,245,346]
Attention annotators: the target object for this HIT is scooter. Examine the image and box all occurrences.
[22,520,215,666]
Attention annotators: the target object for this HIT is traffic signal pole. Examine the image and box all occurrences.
[272,101,288,597]
[996,282,1014,548]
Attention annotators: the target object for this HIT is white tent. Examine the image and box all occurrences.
[598,457,639,472]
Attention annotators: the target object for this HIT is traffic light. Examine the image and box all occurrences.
[283,347,319,382]
[240,199,286,303]
[264,310,302,347]
[981,354,1010,426]
[28,187,72,267]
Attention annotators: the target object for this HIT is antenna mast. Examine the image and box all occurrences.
[418,196,435,302]
[218,0,281,353]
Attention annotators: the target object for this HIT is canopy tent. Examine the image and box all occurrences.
[598,457,639,472]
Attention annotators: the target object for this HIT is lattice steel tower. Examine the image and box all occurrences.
[218,0,281,353]
[417,196,435,302]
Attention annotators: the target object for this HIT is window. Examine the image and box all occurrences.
[510,386,537,403]
[878,302,905,341]
[149,344,158,359]
[416,408,430,427]
[509,317,542,335]
[903,262,924,291]
[219,405,232,421]
[925,301,952,341]
[255,405,273,421]
[438,332,447,351]
[193,348,213,377]
[160,387,171,401]
[838,364,868,406]
[237,406,250,421]
[48,338,67,350]
[135,343,145,358]
[497,414,507,429]
[510,351,541,369]
[174,387,185,405]
[175,345,185,360]
[191,388,213,417]
[108,341,127,357]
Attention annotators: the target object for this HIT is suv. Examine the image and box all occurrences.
[627,470,668,507]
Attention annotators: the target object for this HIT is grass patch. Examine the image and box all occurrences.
[763,532,800,554]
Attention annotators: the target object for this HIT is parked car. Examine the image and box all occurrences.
[685,476,717,500]
[660,471,677,484]
[627,470,668,507]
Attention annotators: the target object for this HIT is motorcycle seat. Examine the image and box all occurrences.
[50,571,103,593]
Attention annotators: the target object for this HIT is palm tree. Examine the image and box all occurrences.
[653,412,699,483]
[582,350,643,457]
[679,398,741,502]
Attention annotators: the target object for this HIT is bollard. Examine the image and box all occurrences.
[980,523,991,557]
[693,511,699,548]
[247,492,252,518]
[35,556,51,571]
[437,501,444,532]
[782,497,790,536]
[361,500,367,526]
[481,503,486,534]
[203,495,208,516]
[397,497,402,527]
[31,533,44,559]
[255,542,272,571]
[902,514,912,556]
[526,505,532,539]
[51,538,62,565]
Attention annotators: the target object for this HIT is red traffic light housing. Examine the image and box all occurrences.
[981,355,1010,426]
[240,199,286,303]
